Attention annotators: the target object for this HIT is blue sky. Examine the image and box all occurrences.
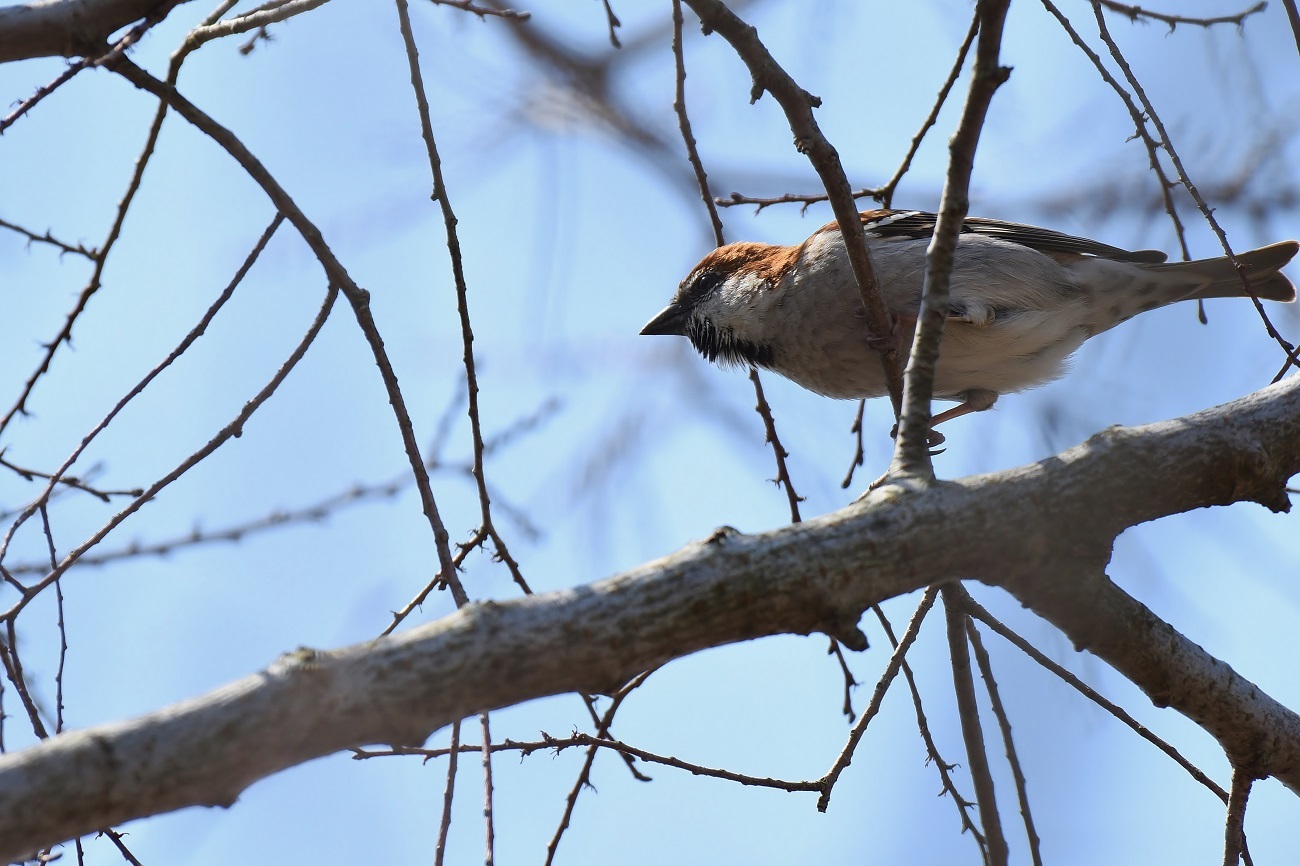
[2,1,1299,862]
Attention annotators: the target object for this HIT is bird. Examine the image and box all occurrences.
[641,209,1297,430]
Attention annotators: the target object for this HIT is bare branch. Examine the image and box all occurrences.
[598,0,620,47]
[3,375,1300,855]
[102,57,465,620]
[840,401,867,489]
[183,0,331,51]
[944,588,1008,866]
[1097,0,1266,29]
[429,0,528,21]
[964,595,1229,802]
[1088,3,1296,366]
[1284,0,1300,58]
[0,219,96,258]
[0,0,192,63]
[872,602,983,848]
[964,605,1043,866]
[0,453,142,503]
[433,719,460,866]
[396,0,529,600]
[671,0,725,247]
[817,588,939,811]
[0,215,286,605]
[877,9,980,210]
[545,670,658,865]
[1223,768,1252,866]
[748,368,804,522]
[890,0,1012,480]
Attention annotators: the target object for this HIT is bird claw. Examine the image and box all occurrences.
[888,422,947,451]
[864,316,904,353]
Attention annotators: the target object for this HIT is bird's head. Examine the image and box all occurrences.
[640,242,802,369]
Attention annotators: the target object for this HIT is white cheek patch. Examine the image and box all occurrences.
[706,272,773,334]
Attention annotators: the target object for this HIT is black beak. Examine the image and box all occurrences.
[640,302,691,336]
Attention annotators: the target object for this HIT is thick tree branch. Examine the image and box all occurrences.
[0,0,192,62]
[1,377,1299,858]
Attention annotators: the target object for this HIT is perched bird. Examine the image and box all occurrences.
[641,210,1297,428]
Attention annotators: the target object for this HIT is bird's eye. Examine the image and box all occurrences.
[689,269,723,296]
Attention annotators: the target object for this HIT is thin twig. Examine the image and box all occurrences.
[840,400,867,488]
[944,585,1008,866]
[0,454,142,503]
[826,638,858,720]
[4,480,403,576]
[964,609,1042,866]
[671,0,725,247]
[393,11,512,859]
[680,0,904,419]
[434,720,460,866]
[1,56,171,439]
[363,730,819,792]
[37,508,66,736]
[185,0,332,50]
[431,0,530,19]
[817,588,939,811]
[0,214,284,603]
[1097,0,1266,29]
[890,0,1012,480]
[480,713,495,866]
[396,0,529,599]
[0,62,90,134]
[873,602,984,849]
[4,251,334,623]
[1283,0,1300,59]
[556,732,819,790]
[877,9,980,210]
[545,670,658,865]
[748,369,804,522]
[0,623,47,739]
[715,8,976,215]
[715,188,881,213]
[108,57,467,619]
[1037,0,1194,266]
[0,0,239,449]
[963,597,1228,801]
[0,219,96,259]
[100,827,144,866]
[599,0,622,47]
[4,398,552,578]
[1222,768,1252,866]
[1089,3,1296,367]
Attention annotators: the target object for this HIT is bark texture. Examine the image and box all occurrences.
[0,0,191,62]
[1,376,1298,860]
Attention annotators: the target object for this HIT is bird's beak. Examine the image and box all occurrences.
[640,302,690,336]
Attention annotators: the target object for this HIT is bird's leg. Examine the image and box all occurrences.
[930,388,998,427]
[888,389,999,450]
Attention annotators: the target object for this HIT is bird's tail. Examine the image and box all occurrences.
[1140,241,1298,302]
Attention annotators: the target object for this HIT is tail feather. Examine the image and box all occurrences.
[1141,241,1298,302]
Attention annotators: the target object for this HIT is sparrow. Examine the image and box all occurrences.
[641,209,1297,428]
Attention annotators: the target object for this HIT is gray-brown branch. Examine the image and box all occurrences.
[1,376,1299,859]
[0,0,192,62]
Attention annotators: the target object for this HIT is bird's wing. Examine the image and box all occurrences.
[840,209,1169,264]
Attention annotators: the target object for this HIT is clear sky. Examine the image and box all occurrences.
[2,1,1299,863]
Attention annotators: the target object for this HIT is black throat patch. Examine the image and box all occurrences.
[684,318,774,368]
